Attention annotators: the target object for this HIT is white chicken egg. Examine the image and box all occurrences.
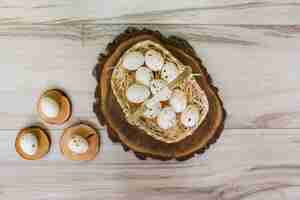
[40,96,60,118]
[170,89,187,113]
[143,102,161,119]
[157,106,177,129]
[135,66,154,86]
[181,105,200,128]
[161,62,178,83]
[150,79,172,101]
[68,135,89,154]
[126,84,150,103]
[150,79,166,95]
[145,49,164,71]
[122,51,145,71]
[20,133,38,155]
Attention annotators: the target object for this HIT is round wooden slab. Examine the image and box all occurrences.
[37,89,72,125]
[93,27,226,161]
[15,127,51,160]
[60,124,100,161]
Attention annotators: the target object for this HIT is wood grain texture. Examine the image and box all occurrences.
[0,1,300,198]
[0,24,299,129]
[0,0,300,24]
[1,129,300,199]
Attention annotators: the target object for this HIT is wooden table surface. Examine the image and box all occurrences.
[1,1,300,199]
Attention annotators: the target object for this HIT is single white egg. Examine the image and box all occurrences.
[145,50,164,71]
[161,62,178,83]
[40,96,60,118]
[169,89,187,113]
[150,79,171,101]
[126,84,150,103]
[68,135,89,154]
[135,66,154,86]
[20,133,38,155]
[150,79,166,95]
[159,87,172,102]
[181,105,200,128]
[122,51,145,71]
[144,102,161,119]
[157,107,177,129]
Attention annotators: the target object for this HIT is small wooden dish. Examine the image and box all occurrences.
[60,124,100,161]
[37,89,72,125]
[93,27,226,161]
[15,127,51,160]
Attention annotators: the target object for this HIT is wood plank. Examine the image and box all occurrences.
[0,24,299,129]
[1,129,300,199]
[1,2,299,200]
[0,24,96,129]
[0,0,300,24]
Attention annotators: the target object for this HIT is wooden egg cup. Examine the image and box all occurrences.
[93,27,226,161]
[15,127,51,160]
[37,89,72,125]
[60,124,100,161]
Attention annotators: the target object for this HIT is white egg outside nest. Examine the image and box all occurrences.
[20,133,38,155]
[68,135,89,154]
[40,96,60,118]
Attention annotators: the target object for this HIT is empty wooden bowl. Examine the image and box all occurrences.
[60,123,100,161]
[37,89,72,125]
[93,27,226,161]
[15,127,51,160]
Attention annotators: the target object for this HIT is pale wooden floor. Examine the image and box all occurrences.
[1,1,300,199]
